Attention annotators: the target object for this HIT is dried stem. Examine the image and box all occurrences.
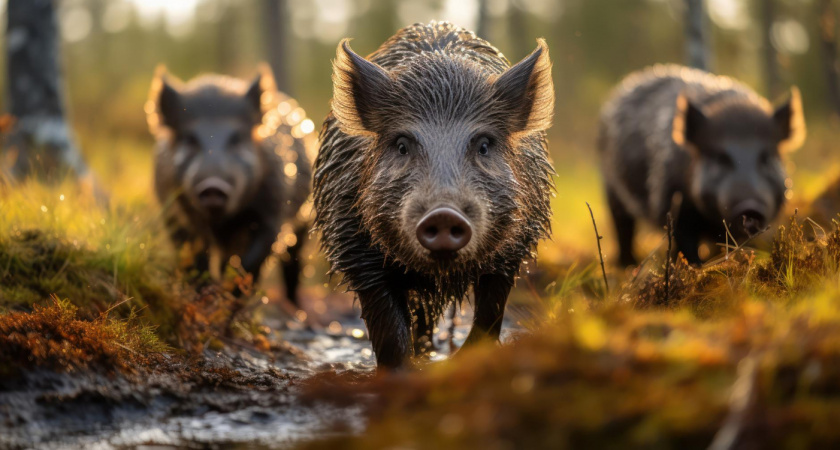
[586,202,609,296]
[664,212,674,304]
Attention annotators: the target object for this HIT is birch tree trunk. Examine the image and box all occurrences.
[4,0,89,181]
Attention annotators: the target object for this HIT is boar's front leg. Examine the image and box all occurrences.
[239,222,279,284]
[674,201,703,265]
[463,273,514,346]
[358,285,412,369]
[280,225,308,306]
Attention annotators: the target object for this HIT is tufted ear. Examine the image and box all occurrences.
[672,92,708,151]
[331,39,393,136]
[493,39,554,134]
[774,86,806,153]
[245,63,276,124]
[148,65,184,132]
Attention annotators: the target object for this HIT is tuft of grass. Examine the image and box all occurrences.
[303,217,840,449]
[0,295,168,378]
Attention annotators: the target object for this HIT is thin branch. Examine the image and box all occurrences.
[447,303,458,354]
[708,353,759,450]
[664,212,674,304]
[586,202,609,295]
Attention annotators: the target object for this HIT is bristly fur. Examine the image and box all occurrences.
[148,68,315,294]
[598,64,806,266]
[314,22,554,365]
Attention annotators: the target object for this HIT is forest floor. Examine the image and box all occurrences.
[3,125,840,448]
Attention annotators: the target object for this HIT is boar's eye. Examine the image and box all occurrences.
[183,133,200,148]
[396,136,411,155]
[228,131,251,148]
[758,151,774,167]
[713,152,734,169]
[474,136,491,156]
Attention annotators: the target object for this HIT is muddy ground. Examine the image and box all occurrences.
[0,290,512,449]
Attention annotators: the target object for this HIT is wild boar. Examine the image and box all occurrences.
[148,66,315,304]
[313,22,555,368]
[598,65,806,265]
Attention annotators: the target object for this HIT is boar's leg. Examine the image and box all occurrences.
[607,188,637,267]
[463,273,513,346]
[674,201,703,265]
[236,223,278,292]
[358,286,412,369]
[412,301,438,357]
[168,226,210,276]
[280,225,308,306]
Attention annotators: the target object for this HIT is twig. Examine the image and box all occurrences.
[805,216,827,241]
[664,212,674,304]
[704,225,772,269]
[708,353,759,450]
[103,296,134,317]
[447,302,458,354]
[586,202,609,296]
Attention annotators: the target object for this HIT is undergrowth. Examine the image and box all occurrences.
[0,295,167,377]
[302,214,840,449]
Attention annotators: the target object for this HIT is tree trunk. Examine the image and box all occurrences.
[3,0,88,181]
[476,0,490,41]
[684,0,710,71]
[261,0,291,94]
[508,1,530,58]
[761,0,781,97]
[820,0,840,116]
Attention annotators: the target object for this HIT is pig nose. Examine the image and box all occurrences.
[194,177,232,211]
[732,200,767,235]
[416,207,472,255]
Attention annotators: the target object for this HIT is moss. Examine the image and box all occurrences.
[0,295,168,377]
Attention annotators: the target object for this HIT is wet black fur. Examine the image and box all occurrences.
[314,22,555,368]
[149,70,313,304]
[599,65,805,266]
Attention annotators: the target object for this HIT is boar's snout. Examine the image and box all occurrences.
[194,177,233,213]
[416,207,472,257]
[731,199,767,235]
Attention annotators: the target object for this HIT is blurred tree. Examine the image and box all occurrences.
[261,0,291,93]
[476,0,490,41]
[508,1,530,58]
[685,0,710,70]
[761,0,780,96]
[819,0,840,116]
[3,0,90,181]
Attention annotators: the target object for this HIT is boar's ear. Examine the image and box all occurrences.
[332,39,392,136]
[148,65,183,133]
[774,86,806,153]
[244,63,276,124]
[493,39,554,134]
[672,93,707,150]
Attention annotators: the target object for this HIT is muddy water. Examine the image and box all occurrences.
[0,292,514,449]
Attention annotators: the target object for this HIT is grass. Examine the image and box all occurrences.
[3,122,840,447]
[302,215,840,449]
